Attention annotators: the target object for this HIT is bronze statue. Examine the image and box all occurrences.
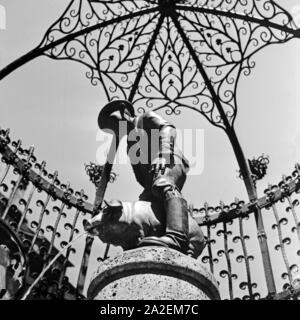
[87,100,205,255]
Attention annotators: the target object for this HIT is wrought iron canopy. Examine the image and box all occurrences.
[36,0,300,131]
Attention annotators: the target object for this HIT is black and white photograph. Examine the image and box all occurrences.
[0,0,300,310]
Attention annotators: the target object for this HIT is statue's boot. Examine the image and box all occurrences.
[138,197,189,254]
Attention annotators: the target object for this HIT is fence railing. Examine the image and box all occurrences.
[0,128,299,300]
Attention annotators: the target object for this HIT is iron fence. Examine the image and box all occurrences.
[0,128,299,300]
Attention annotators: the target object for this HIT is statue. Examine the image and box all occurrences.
[86,100,206,256]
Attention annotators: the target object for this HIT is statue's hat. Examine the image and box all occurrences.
[98,100,135,130]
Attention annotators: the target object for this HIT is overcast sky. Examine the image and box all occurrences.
[1,0,300,298]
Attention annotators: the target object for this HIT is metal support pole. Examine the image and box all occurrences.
[226,126,276,297]
[171,11,277,298]
[76,134,120,297]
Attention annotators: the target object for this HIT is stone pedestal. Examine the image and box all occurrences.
[87,247,220,300]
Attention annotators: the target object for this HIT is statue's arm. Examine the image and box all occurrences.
[143,111,176,159]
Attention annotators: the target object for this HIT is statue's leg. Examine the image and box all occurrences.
[138,164,189,254]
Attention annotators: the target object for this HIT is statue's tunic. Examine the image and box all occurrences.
[126,110,189,200]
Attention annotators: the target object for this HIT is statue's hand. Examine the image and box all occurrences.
[151,156,168,177]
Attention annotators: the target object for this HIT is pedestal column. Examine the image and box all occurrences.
[87,247,220,300]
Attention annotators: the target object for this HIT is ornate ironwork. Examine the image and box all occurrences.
[0,129,300,300]
[0,1,299,126]
[85,162,117,186]
[23,0,294,129]
[1,1,300,301]
[1,3,298,293]
[239,154,270,184]
[249,155,269,183]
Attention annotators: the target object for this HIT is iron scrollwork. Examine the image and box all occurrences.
[37,0,299,130]
[85,162,117,186]
[240,154,270,184]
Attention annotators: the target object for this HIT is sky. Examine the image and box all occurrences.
[1,0,300,299]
